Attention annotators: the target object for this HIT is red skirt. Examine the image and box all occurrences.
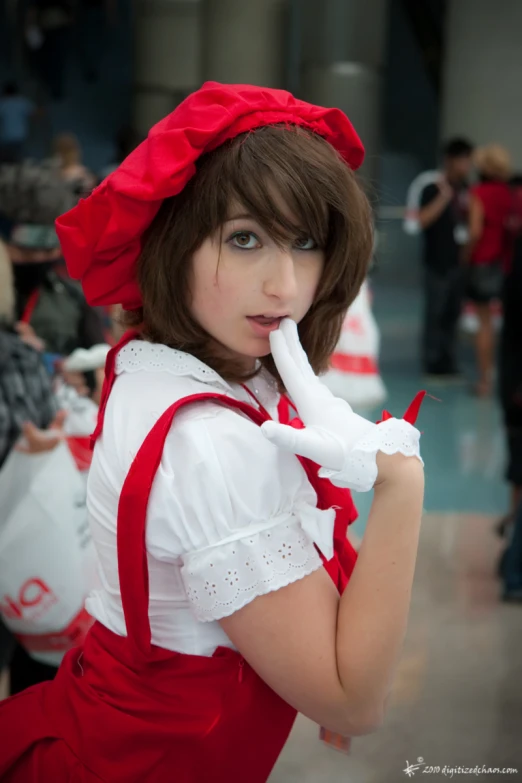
[0,622,297,783]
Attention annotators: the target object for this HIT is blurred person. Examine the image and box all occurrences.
[0,239,60,476]
[0,238,64,693]
[53,132,96,196]
[0,82,36,163]
[78,0,119,83]
[10,250,107,359]
[417,138,474,379]
[496,175,522,539]
[500,499,522,602]
[0,153,105,358]
[465,145,513,397]
[26,0,75,100]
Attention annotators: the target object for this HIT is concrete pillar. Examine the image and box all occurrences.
[300,0,389,182]
[133,0,202,137]
[442,0,522,169]
[201,0,287,87]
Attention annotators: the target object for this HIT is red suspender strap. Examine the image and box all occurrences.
[20,288,41,325]
[117,393,268,659]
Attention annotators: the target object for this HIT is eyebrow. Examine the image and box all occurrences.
[226,213,255,222]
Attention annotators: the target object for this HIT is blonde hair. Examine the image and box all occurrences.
[53,133,82,168]
[474,144,512,181]
[0,240,15,325]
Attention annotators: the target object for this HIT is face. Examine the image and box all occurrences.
[190,208,325,370]
[445,155,472,183]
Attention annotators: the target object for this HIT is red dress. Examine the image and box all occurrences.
[0,341,358,782]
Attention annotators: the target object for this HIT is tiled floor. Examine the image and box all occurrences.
[270,513,522,782]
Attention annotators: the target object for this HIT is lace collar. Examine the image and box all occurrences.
[115,340,280,412]
[116,340,232,392]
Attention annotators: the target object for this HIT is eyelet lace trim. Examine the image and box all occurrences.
[116,341,232,391]
[319,418,423,493]
[182,520,323,622]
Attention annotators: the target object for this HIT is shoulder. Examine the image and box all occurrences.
[0,331,41,368]
[420,183,439,205]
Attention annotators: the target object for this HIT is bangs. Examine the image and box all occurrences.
[194,125,347,248]
[132,121,372,386]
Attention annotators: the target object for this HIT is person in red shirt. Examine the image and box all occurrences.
[466,145,513,396]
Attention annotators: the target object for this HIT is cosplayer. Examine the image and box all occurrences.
[0,82,425,782]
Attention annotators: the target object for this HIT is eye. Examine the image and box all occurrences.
[294,236,317,250]
[228,231,261,250]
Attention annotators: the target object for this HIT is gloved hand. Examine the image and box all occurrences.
[261,318,422,492]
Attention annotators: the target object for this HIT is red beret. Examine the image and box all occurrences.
[56,81,365,309]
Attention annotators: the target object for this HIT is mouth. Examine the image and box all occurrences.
[246,315,287,336]
[248,314,288,325]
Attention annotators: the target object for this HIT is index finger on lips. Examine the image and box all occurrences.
[279,319,317,384]
[269,327,312,407]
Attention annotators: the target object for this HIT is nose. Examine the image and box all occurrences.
[262,247,298,302]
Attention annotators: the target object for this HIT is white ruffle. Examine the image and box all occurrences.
[319,417,422,492]
[181,505,334,622]
[115,340,280,414]
[116,341,231,390]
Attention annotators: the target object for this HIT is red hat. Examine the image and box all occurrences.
[56,82,365,309]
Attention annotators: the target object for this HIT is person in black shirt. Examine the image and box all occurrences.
[497,177,522,599]
[418,138,474,377]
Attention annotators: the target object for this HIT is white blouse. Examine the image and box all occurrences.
[85,341,335,657]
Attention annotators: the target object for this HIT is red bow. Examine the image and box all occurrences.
[378,390,426,426]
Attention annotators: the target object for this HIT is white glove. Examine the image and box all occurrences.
[260,318,422,492]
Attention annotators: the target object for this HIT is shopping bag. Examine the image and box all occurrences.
[322,281,387,410]
[56,383,99,474]
[0,441,97,666]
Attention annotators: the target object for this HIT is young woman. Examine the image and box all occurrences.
[0,82,425,782]
[466,144,513,396]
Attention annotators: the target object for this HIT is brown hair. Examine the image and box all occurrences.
[53,133,82,168]
[123,124,373,386]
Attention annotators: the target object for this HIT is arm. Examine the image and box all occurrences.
[220,453,423,736]
[418,180,453,230]
[222,320,424,735]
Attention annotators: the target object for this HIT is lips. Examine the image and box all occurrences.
[249,316,284,325]
[246,315,284,337]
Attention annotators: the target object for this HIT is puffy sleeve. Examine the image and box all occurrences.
[145,403,336,622]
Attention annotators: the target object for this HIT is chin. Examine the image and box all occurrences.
[241,337,272,358]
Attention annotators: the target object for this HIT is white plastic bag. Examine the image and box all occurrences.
[55,382,99,474]
[322,281,387,410]
[0,442,97,666]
